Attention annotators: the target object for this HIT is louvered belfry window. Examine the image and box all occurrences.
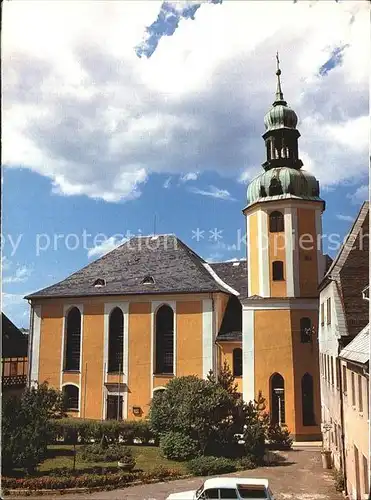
[64,307,81,371]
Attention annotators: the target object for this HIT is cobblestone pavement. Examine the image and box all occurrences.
[10,446,343,500]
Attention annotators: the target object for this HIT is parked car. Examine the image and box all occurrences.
[166,477,275,499]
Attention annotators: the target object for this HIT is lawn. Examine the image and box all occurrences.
[38,445,188,474]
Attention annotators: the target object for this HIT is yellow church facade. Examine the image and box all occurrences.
[27,63,325,441]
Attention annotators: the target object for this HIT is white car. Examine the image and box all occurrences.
[166,477,275,500]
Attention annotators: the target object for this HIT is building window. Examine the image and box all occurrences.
[269,211,284,233]
[108,307,124,373]
[363,455,369,497]
[320,303,324,326]
[93,278,106,287]
[335,358,340,391]
[270,373,285,425]
[358,375,363,413]
[63,385,79,411]
[351,372,356,407]
[367,382,369,419]
[302,373,315,426]
[342,365,347,394]
[142,275,155,285]
[300,317,312,343]
[64,307,81,371]
[155,305,174,374]
[326,298,331,324]
[10,361,18,376]
[233,348,242,377]
[106,394,123,420]
[330,357,334,387]
[272,261,284,281]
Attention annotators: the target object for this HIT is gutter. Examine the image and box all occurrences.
[27,300,34,387]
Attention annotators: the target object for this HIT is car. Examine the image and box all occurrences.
[166,477,276,500]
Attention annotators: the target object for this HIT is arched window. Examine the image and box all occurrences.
[64,307,81,371]
[108,307,124,373]
[302,373,315,426]
[269,211,284,232]
[272,261,284,281]
[63,384,79,411]
[155,305,174,374]
[300,317,312,343]
[269,177,283,196]
[270,373,285,425]
[233,348,242,377]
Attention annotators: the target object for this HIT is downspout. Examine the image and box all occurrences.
[27,300,34,387]
[338,352,347,496]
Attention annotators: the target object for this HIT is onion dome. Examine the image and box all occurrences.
[247,167,320,206]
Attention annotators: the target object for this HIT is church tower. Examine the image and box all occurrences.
[242,55,325,440]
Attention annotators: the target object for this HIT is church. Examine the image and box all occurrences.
[27,62,327,441]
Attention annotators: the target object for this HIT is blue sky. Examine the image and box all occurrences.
[2,1,368,327]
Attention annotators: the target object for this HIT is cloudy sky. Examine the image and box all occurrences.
[2,0,369,326]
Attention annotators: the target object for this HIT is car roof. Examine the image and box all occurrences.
[203,477,269,489]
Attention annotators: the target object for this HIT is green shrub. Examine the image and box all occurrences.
[186,456,237,476]
[333,469,345,492]
[79,443,134,463]
[243,421,266,465]
[267,424,293,449]
[160,432,199,461]
[237,456,256,470]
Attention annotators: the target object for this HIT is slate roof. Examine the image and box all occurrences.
[216,295,242,342]
[26,235,237,299]
[339,323,369,366]
[2,313,28,358]
[319,201,369,337]
[210,260,248,298]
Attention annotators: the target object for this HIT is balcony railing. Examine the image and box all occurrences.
[2,357,28,388]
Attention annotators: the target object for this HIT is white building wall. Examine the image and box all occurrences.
[318,281,343,470]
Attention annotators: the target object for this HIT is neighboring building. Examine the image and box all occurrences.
[318,202,369,498]
[339,325,369,500]
[2,313,28,397]
[27,61,327,440]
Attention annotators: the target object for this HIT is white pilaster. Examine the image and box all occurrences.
[30,305,42,386]
[246,215,252,297]
[202,298,213,379]
[284,208,294,297]
[291,207,300,296]
[258,209,270,297]
[242,308,254,403]
[315,209,325,285]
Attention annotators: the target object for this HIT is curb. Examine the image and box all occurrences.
[3,474,192,497]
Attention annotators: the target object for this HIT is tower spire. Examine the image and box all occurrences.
[274,52,286,105]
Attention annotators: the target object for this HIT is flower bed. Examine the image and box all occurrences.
[3,467,184,491]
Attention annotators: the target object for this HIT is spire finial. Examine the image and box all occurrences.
[275,51,285,103]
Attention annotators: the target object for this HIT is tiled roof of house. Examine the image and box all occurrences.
[25,235,239,299]
[320,201,369,337]
[209,260,248,298]
[339,323,369,365]
[2,313,28,358]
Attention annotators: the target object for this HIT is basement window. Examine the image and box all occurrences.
[93,278,106,287]
[142,275,155,285]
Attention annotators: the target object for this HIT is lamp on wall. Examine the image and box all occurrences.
[273,387,284,427]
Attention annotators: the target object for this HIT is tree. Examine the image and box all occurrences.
[2,382,66,473]
[149,375,234,455]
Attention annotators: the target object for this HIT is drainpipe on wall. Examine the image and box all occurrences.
[27,300,34,387]
[338,350,348,497]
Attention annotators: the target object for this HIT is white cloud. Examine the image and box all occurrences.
[347,184,369,204]
[1,256,12,271]
[2,1,368,202]
[2,292,30,328]
[180,172,199,183]
[336,214,354,222]
[163,177,172,189]
[3,264,33,283]
[205,252,224,263]
[189,185,236,201]
[87,236,127,258]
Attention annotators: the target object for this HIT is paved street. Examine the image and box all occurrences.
[11,445,342,500]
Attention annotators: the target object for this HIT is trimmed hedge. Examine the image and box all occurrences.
[186,456,237,476]
[2,467,182,490]
[48,418,156,445]
[79,443,134,463]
